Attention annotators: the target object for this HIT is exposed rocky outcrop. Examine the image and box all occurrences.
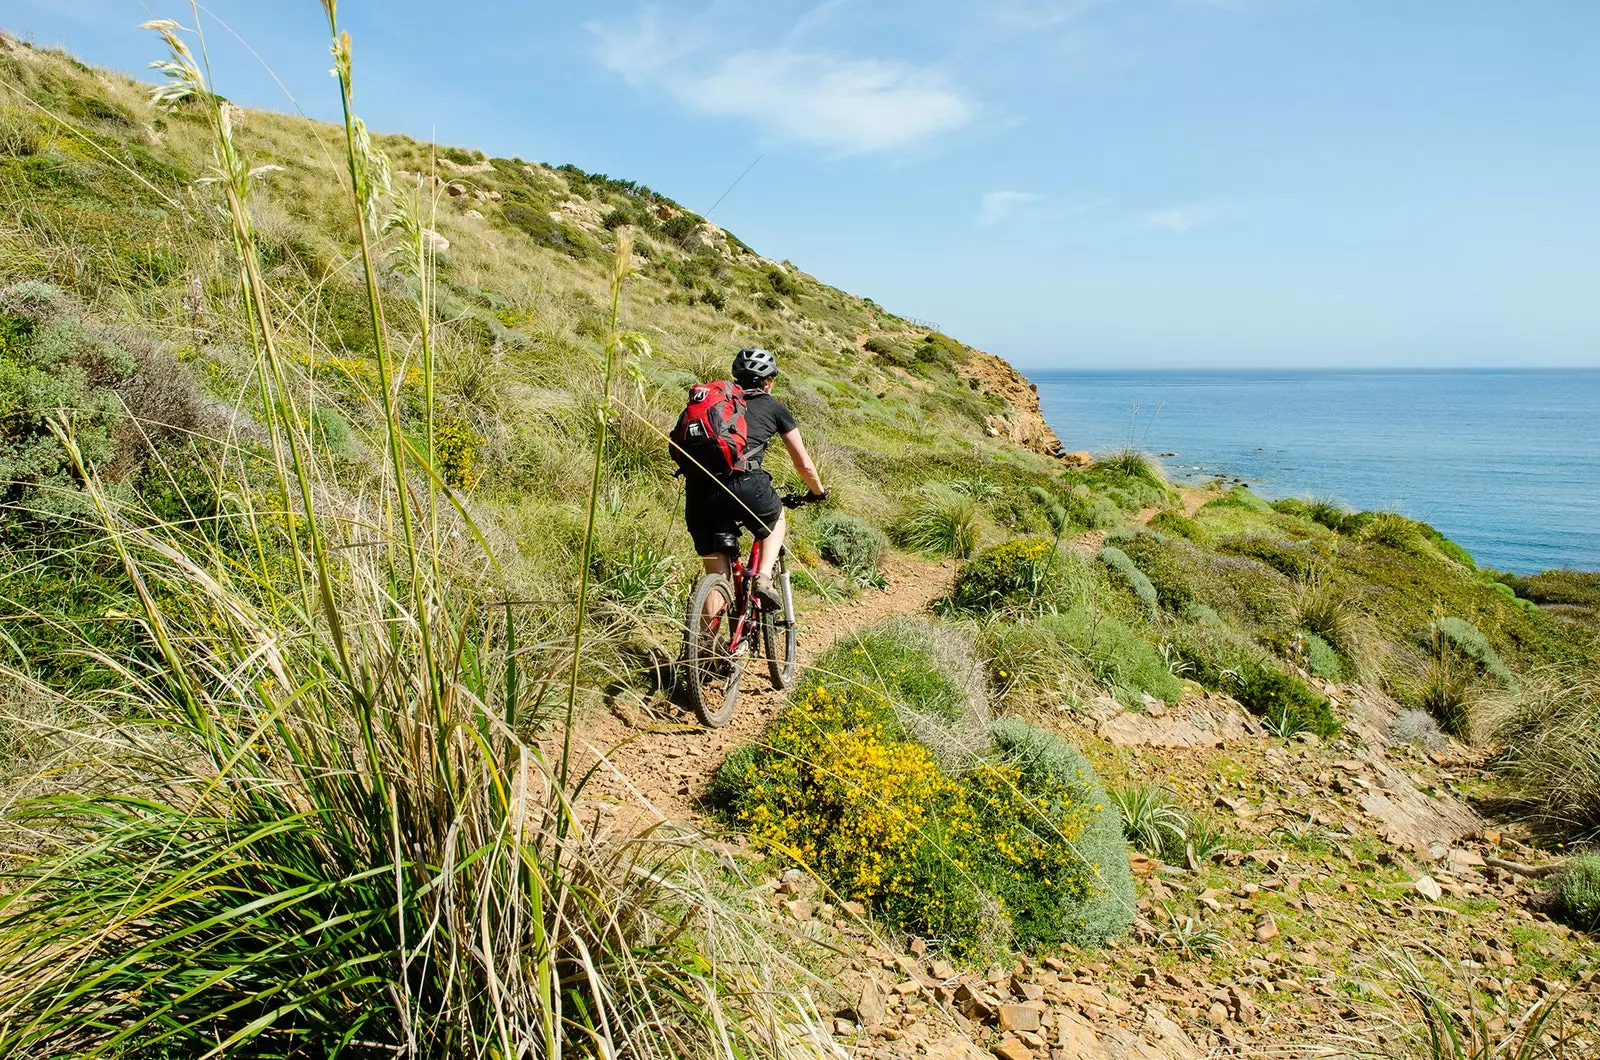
[957,350,1065,459]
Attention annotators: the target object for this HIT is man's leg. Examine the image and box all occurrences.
[752,512,787,608]
[756,511,786,579]
[700,551,733,623]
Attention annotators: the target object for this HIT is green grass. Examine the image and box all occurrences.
[1098,544,1160,618]
[0,23,823,1057]
[1108,782,1187,857]
[891,483,988,558]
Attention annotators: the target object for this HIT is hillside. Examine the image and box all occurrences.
[1,24,1598,1060]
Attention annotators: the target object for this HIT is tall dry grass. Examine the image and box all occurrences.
[0,9,827,1057]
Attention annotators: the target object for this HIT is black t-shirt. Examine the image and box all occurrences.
[741,391,796,472]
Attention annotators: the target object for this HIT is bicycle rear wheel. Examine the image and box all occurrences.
[681,573,744,728]
[762,557,797,691]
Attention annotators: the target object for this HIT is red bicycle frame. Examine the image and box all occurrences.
[719,536,766,656]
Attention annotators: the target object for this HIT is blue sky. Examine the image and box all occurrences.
[10,1,1600,368]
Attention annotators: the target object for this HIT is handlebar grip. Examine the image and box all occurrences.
[782,491,827,509]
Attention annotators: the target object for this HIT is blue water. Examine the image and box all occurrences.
[1032,370,1600,574]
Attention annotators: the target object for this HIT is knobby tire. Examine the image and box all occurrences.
[682,573,743,728]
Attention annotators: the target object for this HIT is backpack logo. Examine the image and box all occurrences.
[670,379,750,477]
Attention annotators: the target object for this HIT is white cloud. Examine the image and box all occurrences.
[590,11,976,155]
[986,0,1112,33]
[1146,201,1224,234]
[979,190,1043,225]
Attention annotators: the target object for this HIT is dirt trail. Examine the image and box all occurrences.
[573,554,956,829]
[575,485,1208,828]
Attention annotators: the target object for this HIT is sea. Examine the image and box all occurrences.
[1031,370,1600,575]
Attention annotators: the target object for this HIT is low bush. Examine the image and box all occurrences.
[812,510,888,577]
[1494,675,1600,841]
[804,618,990,762]
[1505,570,1600,609]
[1357,511,1423,550]
[1030,610,1183,706]
[716,645,1134,953]
[1284,570,1371,674]
[1148,509,1203,542]
[1216,536,1323,581]
[1063,452,1177,512]
[979,617,1096,708]
[949,537,1059,613]
[1411,648,1479,739]
[1203,486,1272,513]
[1109,782,1187,859]
[1065,486,1123,530]
[892,485,986,558]
[1425,616,1514,687]
[1118,533,1194,612]
[712,681,990,946]
[1098,545,1159,618]
[1554,855,1600,932]
[1304,631,1348,682]
[1232,658,1340,739]
[1271,496,1351,532]
[989,717,1134,945]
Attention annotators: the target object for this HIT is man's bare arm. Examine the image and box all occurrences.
[780,428,825,495]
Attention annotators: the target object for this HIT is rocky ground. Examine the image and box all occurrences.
[729,678,1599,1059]
[567,511,1597,1059]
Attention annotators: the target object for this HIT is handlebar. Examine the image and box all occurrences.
[782,491,829,509]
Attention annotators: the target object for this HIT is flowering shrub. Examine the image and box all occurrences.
[950,536,1057,612]
[433,414,484,490]
[714,625,1134,953]
[713,682,987,944]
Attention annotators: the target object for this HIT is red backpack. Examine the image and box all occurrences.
[670,380,750,477]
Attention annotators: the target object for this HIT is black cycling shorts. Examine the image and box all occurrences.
[684,470,783,557]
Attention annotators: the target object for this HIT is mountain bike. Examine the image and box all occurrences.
[680,493,822,728]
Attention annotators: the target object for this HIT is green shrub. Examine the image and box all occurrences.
[1495,676,1600,841]
[1357,511,1423,550]
[1304,631,1348,682]
[1216,536,1322,581]
[1232,658,1339,739]
[1118,533,1194,612]
[1203,486,1272,513]
[1063,453,1177,513]
[717,647,1129,953]
[1285,571,1371,673]
[949,537,1058,612]
[812,510,887,576]
[0,284,127,525]
[1148,509,1203,542]
[1065,486,1122,530]
[1555,856,1600,932]
[1505,570,1600,609]
[1271,497,1350,532]
[804,618,990,761]
[1098,545,1159,618]
[1108,782,1187,858]
[1028,610,1184,706]
[1426,617,1514,686]
[989,717,1134,946]
[711,679,989,948]
[891,485,986,558]
[1412,649,1478,738]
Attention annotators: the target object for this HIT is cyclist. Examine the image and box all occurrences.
[683,347,826,609]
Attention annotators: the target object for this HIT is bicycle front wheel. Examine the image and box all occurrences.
[682,573,745,728]
[762,560,797,691]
